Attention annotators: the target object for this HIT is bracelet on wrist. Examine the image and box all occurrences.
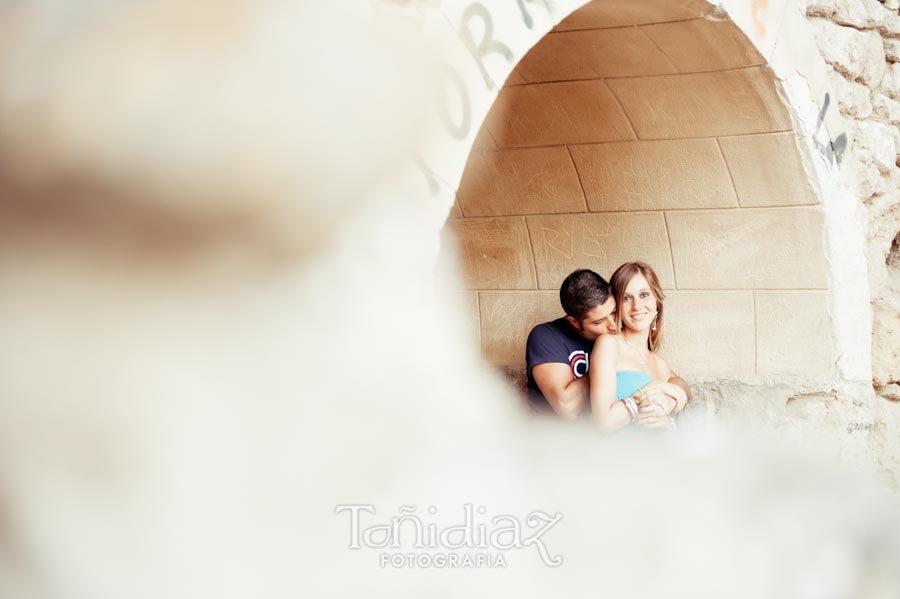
[622,397,639,421]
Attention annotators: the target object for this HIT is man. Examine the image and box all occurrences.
[525,269,690,423]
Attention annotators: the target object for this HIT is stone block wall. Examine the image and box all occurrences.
[442,1,835,381]
[806,0,900,398]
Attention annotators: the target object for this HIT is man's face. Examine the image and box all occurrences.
[567,296,617,342]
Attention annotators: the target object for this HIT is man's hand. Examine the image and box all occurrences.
[667,373,691,412]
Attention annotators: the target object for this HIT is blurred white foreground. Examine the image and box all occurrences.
[0,2,898,598]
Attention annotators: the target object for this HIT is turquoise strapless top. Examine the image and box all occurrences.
[616,370,654,401]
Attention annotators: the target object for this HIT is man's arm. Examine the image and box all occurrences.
[667,371,691,413]
[632,369,691,426]
[531,363,589,421]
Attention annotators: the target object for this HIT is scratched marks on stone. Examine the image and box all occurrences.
[642,19,765,73]
[570,140,738,212]
[515,28,676,83]
[526,213,675,288]
[607,68,791,139]
[554,0,707,31]
[458,147,585,216]
[446,217,537,289]
[666,208,828,289]
[718,133,819,208]
[486,80,635,148]
[479,290,560,366]
[579,219,613,261]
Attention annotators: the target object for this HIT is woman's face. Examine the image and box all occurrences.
[620,272,658,333]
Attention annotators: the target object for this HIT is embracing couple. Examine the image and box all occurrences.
[525,262,690,432]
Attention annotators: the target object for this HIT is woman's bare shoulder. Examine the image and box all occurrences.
[593,333,619,354]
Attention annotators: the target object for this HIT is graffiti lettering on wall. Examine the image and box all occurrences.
[460,4,514,90]
[814,93,847,167]
[438,64,472,140]
[377,0,543,195]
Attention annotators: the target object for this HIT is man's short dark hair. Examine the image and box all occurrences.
[559,269,612,322]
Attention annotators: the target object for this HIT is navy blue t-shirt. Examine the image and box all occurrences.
[525,317,594,411]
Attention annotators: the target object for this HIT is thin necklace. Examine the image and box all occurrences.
[622,338,649,366]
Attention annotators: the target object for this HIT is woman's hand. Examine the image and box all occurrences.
[631,397,675,429]
[634,381,686,415]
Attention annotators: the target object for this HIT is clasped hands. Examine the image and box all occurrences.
[631,381,686,429]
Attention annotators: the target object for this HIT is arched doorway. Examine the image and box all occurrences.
[434,0,863,419]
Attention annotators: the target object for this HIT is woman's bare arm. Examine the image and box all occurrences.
[589,335,634,432]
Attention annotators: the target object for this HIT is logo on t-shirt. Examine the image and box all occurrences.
[568,350,589,378]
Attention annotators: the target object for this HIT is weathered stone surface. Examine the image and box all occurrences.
[865,198,900,307]
[783,392,838,428]
[554,0,708,30]
[828,68,874,119]
[663,291,756,376]
[485,80,636,148]
[886,125,900,168]
[809,18,886,86]
[607,67,792,139]
[873,299,900,386]
[569,139,738,212]
[457,147,587,217]
[853,158,889,198]
[890,229,900,271]
[881,62,900,101]
[869,197,900,286]
[755,291,834,377]
[443,217,537,290]
[689,381,877,464]
[886,38,900,63]
[516,28,676,83]
[479,290,561,367]
[642,18,765,73]
[881,383,900,401]
[849,120,899,174]
[666,207,828,289]
[527,212,675,289]
[878,6,900,38]
[806,0,886,29]
[718,133,819,207]
[872,395,900,489]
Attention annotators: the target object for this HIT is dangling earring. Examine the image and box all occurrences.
[651,319,657,332]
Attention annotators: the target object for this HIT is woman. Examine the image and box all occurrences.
[589,262,686,432]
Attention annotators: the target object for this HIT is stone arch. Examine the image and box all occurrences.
[423,0,870,399]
